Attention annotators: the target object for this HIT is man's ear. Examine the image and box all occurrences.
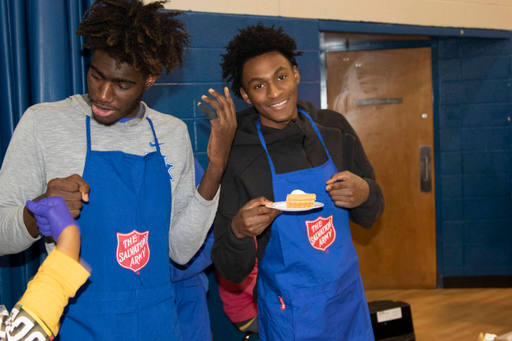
[240,87,252,104]
[145,74,158,90]
[293,65,300,85]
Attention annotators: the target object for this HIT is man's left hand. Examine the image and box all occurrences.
[196,87,237,200]
[325,171,369,208]
[200,87,237,170]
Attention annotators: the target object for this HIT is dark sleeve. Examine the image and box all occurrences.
[348,130,385,229]
[212,216,257,283]
[211,161,259,284]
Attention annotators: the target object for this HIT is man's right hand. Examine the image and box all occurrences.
[43,174,90,217]
[231,197,280,239]
[23,174,89,238]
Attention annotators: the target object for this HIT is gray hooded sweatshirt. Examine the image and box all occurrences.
[0,94,218,264]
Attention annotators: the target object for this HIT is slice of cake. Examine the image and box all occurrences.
[286,190,316,209]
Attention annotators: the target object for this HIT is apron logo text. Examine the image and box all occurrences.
[116,230,150,272]
[306,215,336,251]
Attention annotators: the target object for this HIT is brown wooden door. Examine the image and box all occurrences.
[326,47,437,289]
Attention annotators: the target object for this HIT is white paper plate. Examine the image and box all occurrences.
[266,201,324,212]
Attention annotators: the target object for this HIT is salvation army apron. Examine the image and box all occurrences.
[57,116,181,340]
[256,110,374,341]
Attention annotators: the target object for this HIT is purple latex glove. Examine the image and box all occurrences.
[26,196,79,241]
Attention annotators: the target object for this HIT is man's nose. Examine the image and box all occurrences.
[98,82,115,102]
[267,83,283,98]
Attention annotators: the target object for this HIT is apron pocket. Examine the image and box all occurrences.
[138,294,181,341]
[288,269,370,340]
[60,283,178,341]
[258,299,294,341]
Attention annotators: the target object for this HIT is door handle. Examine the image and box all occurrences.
[420,146,432,192]
[423,156,429,182]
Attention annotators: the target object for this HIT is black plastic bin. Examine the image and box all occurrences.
[368,300,415,341]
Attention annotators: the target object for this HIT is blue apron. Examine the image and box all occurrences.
[57,116,181,340]
[256,110,374,341]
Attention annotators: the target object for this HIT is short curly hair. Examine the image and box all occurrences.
[221,23,303,98]
[76,0,189,77]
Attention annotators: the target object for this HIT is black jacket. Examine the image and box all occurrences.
[211,101,384,283]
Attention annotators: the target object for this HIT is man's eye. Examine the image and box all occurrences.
[254,84,264,89]
[91,73,101,80]
[117,84,129,90]
[278,75,286,81]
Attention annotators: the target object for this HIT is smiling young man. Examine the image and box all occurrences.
[0,0,236,340]
[211,24,385,340]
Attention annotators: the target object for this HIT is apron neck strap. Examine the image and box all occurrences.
[146,118,161,153]
[86,116,92,152]
[296,109,334,162]
[256,119,277,176]
[256,109,334,176]
[85,116,161,153]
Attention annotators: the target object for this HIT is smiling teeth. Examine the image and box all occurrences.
[270,100,288,107]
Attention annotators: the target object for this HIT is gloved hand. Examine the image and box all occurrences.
[26,196,79,241]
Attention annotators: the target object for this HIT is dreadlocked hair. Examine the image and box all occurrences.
[221,23,302,98]
[76,0,189,76]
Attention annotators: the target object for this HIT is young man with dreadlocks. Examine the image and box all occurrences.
[211,24,384,340]
[0,0,236,339]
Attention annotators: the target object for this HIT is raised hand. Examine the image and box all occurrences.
[26,196,79,241]
[44,174,90,218]
[325,171,370,208]
[196,87,238,200]
[231,197,280,238]
[199,87,237,170]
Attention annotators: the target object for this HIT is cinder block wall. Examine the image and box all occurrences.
[437,37,512,279]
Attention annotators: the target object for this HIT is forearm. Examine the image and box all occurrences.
[170,228,214,283]
[23,206,40,238]
[0,110,48,254]
[197,162,224,201]
[212,219,257,283]
[55,227,81,262]
[0,206,40,256]
[23,192,47,238]
[7,195,49,243]
[168,189,219,264]
[17,249,90,336]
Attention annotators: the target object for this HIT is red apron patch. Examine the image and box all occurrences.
[306,215,336,251]
[116,230,150,272]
